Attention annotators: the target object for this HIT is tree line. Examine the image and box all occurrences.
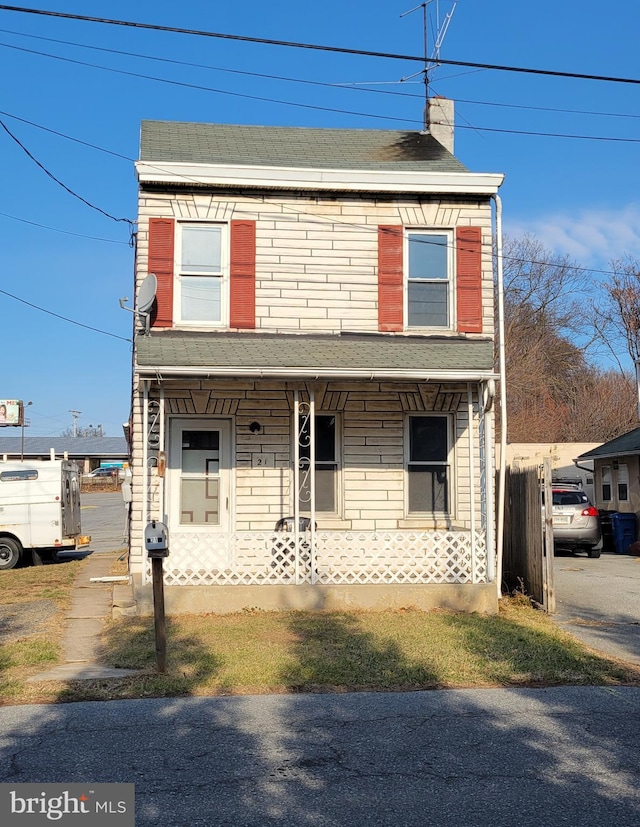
[499,234,638,443]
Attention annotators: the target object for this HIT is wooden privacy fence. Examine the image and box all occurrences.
[502,460,555,611]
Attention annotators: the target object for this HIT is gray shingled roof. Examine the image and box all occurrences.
[578,427,640,460]
[136,332,494,376]
[0,437,128,457]
[140,121,469,173]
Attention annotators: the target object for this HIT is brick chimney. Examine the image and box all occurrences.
[426,96,454,154]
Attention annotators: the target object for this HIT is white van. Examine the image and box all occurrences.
[0,459,91,570]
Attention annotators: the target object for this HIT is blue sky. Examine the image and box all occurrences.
[1,1,639,436]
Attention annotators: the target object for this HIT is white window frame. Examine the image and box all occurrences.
[296,413,343,517]
[601,465,612,503]
[404,413,453,517]
[404,229,454,331]
[617,463,629,502]
[174,221,229,327]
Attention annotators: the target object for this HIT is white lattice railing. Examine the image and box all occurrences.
[144,529,488,586]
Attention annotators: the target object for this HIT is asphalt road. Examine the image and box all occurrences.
[553,550,640,664]
[0,687,639,826]
[79,491,129,555]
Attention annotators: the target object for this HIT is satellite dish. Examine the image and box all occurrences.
[137,273,157,314]
[118,273,158,335]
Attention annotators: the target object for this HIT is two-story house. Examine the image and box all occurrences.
[130,99,504,614]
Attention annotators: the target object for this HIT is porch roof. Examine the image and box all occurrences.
[135,332,495,381]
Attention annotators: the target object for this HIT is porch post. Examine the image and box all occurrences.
[467,384,476,583]
[483,384,496,583]
[142,380,150,586]
[294,390,300,583]
[159,386,165,522]
[309,388,316,584]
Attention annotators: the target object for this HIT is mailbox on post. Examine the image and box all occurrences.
[145,520,169,673]
[145,520,169,558]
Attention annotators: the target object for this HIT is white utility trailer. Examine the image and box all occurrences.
[0,459,91,569]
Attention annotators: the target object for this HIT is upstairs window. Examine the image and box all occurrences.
[149,217,256,329]
[378,224,482,334]
[176,224,226,325]
[407,232,451,328]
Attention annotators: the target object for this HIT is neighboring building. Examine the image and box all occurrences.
[506,443,601,503]
[130,99,504,614]
[0,437,128,474]
[578,429,640,515]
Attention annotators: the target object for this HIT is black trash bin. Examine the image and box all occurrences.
[598,509,617,553]
[611,512,637,555]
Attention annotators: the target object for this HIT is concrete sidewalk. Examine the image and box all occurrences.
[29,551,141,682]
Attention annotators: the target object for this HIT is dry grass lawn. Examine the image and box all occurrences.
[2,559,640,705]
[0,559,86,703]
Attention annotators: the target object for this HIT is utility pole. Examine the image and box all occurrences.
[21,401,32,461]
[69,410,82,438]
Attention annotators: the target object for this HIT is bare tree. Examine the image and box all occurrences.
[498,234,636,441]
[563,369,637,442]
[591,255,640,368]
[498,234,593,441]
[501,233,590,345]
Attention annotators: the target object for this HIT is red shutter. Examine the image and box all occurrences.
[456,226,483,333]
[230,220,256,329]
[378,225,403,332]
[148,218,175,328]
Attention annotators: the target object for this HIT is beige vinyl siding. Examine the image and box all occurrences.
[136,192,493,335]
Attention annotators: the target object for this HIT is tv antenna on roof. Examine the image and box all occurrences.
[119,273,157,335]
[400,1,457,130]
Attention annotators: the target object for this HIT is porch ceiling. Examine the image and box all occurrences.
[135,332,496,381]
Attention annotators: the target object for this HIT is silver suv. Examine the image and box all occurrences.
[550,487,601,558]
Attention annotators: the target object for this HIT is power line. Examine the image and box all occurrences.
[0,109,137,171]
[0,117,134,225]
[2,5,640,87]
[0,107,132,159]
[0,209,129,244]
[0,26,420,101]
[0,41,420,125]
[0,5,444,63]
[8,25,640,126]
[0,287,132,342]
[6,40,640,144]
[455,96,640,122]
[456,122,640,144]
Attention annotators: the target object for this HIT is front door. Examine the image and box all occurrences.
[169,419,231,532]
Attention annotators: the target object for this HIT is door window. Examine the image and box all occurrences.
[170,420,230,530]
